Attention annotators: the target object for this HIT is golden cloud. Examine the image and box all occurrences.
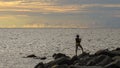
[0,15,29,26]
[0,1,120,13]
[0,1,86,13]
[0,1,21,6]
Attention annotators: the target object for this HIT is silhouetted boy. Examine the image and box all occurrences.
[75,35,84,56]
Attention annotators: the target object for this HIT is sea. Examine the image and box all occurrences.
[0,28,120,68]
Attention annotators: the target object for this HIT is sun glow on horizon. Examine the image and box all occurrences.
[0,24,88,28]
[0,14,89,28]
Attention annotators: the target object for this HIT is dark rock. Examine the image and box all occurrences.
[109,51,120,56]
[112,56,120,61]
[95,49,120,57]
[95,49,109,56]
[78,52,90,59]
[75,52,91,65]
[24,54,47,60]
[52,64,68,68]
[70,55,79,64]
[87,55,111,66]
[79,56,93,66]
[27,54,37,58]
[45,57,70,68]
[74,63,80,66]
[34,48,120,68]
[115,48,120,51]
[104,60,120,68]
[52,53,70,59]
[34,62,44,68]
[40,56,47,60]
[69,66,103,68]
[96,55,112,66]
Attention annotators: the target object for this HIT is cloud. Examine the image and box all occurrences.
[0,0,120,28]
[114,15,120,18]
[0,1,84,13]
[0,15,29,25]
[0,0,120,14]
[88,4,120,8]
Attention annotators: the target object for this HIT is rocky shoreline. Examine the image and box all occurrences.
[34,48,120,68]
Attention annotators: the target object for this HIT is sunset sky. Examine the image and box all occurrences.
[0,0,120,28]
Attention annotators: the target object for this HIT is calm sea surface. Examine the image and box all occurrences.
[0,28,120,68]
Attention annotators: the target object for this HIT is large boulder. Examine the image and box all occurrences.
[69,52,91,65]
[95,49,120,57]
[52,53,70,59]
[70,55,79,64]
[45,57,70,68]
[78,52,90,59]
[34,62,45,68]
[96,55,112,66]
[112,56,120,61]
[95,49,109,56]
[104,60,120,68]
[78,56,92,66]
[69,66,103,68]
[115,48,120,51]
[52,64,68,68]
[87,55,111,66]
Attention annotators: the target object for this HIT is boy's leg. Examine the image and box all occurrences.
[79,44,84,53]
[76,45,78,56]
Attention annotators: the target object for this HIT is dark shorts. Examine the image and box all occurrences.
[76,43,80,46]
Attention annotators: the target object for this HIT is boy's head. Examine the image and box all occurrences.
[76,35,79,37]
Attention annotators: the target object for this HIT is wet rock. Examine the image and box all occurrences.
[34,62,44,68]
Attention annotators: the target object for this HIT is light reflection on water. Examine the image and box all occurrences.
[0,28,120,68]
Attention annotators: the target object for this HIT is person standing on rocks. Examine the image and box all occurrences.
[75,35,84,56]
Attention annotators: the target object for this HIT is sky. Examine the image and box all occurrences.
[0,0,120,28]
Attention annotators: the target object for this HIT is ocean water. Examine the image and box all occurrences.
[0,28,120,68]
